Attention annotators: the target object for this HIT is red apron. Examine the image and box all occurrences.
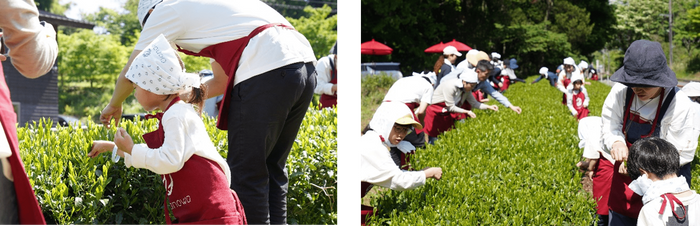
[141,98,246,224]
[360,182,374,225]
[592,155,614,216]
[571,91,589,120]
[493,75,510,92]
[177,23,294,130]
[561,77,571,105]
[319,56,337,109]
[608,88,674,218]
[423,102,467,137]
[0,63,46,224]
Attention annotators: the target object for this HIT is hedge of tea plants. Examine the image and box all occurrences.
[18,107,337,224]
[364,79,695,225]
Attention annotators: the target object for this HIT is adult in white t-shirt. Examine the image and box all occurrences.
[98,0,317,224]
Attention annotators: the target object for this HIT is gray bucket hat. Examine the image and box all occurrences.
[611,40,677,87]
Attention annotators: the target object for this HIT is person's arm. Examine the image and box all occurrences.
[582,87,590,107]
[443,83,472,114]
[314,56,335,95]
[204,60,228,97]
[556,72,568,93]
[566,90,577,115]
[121,114,195,174]
[479,82,511,107]
[0,0,58,78]
[601,84,628,160]
[361,134,427,191]
[100,50,141,127]
[662,95,700,166]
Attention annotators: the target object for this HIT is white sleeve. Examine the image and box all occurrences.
[566,89,577,115]
[420,84,434,104]
[601,84,627,152]
[661,94,700,166]
[124,115,195,174]
[134,4,187,51]
[361,135,426,191]
[314,56,335,95]
[636,202,665,226]
[582,86,590,107]
[0,0,58,78]
[556,72,568,93]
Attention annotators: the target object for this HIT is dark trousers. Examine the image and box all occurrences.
[227,62,316,224]
[678,163,692,187]
[0,160,19,224]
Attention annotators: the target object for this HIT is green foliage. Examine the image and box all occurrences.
[360,74,397,130]
[287,5,338,59]
[20,108,336,224]
[83,0,141,46]
[611,0,668,50]
[364,79,614,224]
[57,30,131,89]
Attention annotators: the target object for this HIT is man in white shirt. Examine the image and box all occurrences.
[99,0,317,224]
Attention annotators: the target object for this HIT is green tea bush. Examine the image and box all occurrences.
[365,79,615,225]
[19,107,337,224]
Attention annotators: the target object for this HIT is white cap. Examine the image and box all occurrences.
[682,82,700,97]
[460,69,479,83]
[578,61,588,70]
[138,0,162,27]
[563,57,575,66]
[539,67,549,75]
[443,46,462,57]
[125,34,201,95]
[491,52,501,60]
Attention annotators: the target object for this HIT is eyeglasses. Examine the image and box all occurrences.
[393,124,412,135]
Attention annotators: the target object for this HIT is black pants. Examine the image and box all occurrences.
[227,62,316,224]
[0,160,18,224]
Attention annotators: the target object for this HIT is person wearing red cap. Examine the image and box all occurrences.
[601,39,700,225]
[99,0,316,224]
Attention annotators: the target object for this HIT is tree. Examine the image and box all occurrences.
[83,0,141,46]
[287,5,338,59]
[57,30,131,88]
[611,0,668,50]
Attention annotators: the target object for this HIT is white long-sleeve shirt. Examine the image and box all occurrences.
[556,68,581,93]
[124,102,231,185]
[431,78,487,114]
[601,83,700,165]
[383,76,433,104]
[577,116,613,162]
[361,131,425,191]
[314,54,336,96]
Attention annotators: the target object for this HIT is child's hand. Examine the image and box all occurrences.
[89,140,115,158]
[114,127,134,155]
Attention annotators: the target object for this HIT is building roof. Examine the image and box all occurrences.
[38,9,95,30]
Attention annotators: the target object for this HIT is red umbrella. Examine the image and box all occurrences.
[444,39,472,51]
[424,42,446,53]
[361,39,393,55]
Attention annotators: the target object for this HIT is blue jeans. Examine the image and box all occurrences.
[608,210,636,226]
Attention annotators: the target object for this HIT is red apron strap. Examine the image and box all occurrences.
[176,23,294,130]
[659,193,687,220]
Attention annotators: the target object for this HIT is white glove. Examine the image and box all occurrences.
[396,141,415,154]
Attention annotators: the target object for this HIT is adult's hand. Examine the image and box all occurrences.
[610,141,628,162]
[486,105,499,111]
[100,104,123,128]
[466,111,476,118]
[423,167,443,180]
[509,106,522,114]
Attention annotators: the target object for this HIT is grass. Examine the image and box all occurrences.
[360,74,398,131]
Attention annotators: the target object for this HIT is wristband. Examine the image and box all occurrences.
[111,145,120,163]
